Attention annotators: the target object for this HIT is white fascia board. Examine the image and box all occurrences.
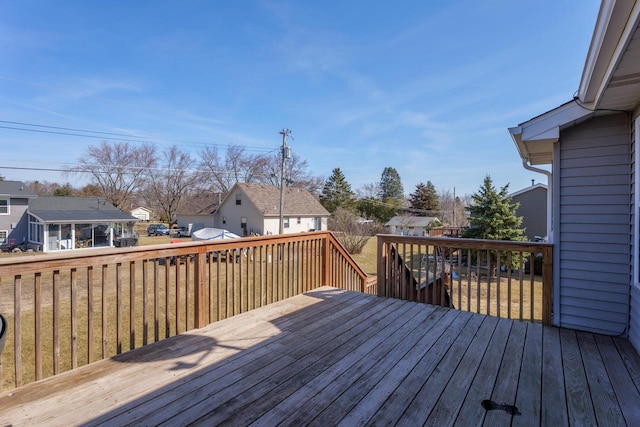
[520,101,590,141]
[508,101,593,162]
[26,211,45,223]
[578,0,640,107]
[508,125,527,159]
[509,183,548,198]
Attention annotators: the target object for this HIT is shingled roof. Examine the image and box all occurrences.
[235,183,329,217]
[0,180,38,198]
[29,196,138,222]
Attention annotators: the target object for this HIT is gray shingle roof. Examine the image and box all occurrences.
[236,183,329,217]
[0,180,38,198]
[29,196,138,222]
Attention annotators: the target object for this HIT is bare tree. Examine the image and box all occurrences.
[69,141,156,210]
[144,145,200,227]
[263,151,324,194]
[198,144,270,193]
[439,188,471,227]
[356,182,380,199]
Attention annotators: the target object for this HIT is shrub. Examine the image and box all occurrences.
[328,208,384,254]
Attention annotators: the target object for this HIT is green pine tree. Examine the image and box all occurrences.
[378,167,404,203]
[462,175,525,240]
[319,167,355,213]
[462,175,526,267]
[409,181,440,215]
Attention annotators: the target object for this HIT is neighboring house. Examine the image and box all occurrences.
[509,183,547,241]
[27,196,139,252]
[0,180,38,247]
[175,214,214,234]
[385,216,439,237]
[215,183,329,236]
[508,0,640,352]
[130,206,153,221]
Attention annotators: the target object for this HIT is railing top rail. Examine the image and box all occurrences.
[0,231,335,275]
[326,233,368,281]
[376,234,552,252]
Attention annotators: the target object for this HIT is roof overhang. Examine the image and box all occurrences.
[509,101,595,165]
[578,0,640,110]
[510,1,640,164]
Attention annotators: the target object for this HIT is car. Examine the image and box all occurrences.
[173,226,191,237]
[146,224,170,236]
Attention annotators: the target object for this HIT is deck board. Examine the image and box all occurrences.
[540,325,568,426]
[0,286,639,426]
[560,328,598,426]
[512,323,543,427]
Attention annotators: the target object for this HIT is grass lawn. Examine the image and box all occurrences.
[349,236,378,277]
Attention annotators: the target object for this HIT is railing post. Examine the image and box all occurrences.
[377,236,386,297]
[194,249,206,328]
[322,234,330,287]
[542,245,553,326]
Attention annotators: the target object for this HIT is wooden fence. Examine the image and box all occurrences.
[377,235,552,325]
[0,232,366,390]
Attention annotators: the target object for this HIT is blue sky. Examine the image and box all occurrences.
[0,0,600,196]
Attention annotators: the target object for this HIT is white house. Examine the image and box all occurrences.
[130,206,153,221]
[215,183,329,236]
[508,0,640,352]
[385,216,440,237]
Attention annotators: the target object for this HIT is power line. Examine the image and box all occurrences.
[0,121,275,153]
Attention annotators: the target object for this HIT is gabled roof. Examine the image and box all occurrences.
[230,183,329,217]
[509,183,548,198]
[29,196,138,223]
[385,216,439,227]
[510,1,640,164]
[0,180,38,198]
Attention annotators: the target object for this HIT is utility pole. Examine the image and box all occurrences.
[452,187,456,227]
[278,129,292,234]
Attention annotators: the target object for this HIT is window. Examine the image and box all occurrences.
[297,217,301,225]
[0,198,8,215]
[236,194,242,205]
[0,230,6,244]
[29,214,43,243]
[284,216,290,228]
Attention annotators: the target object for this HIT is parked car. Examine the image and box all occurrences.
[147,224,170,236]
[173,226,191,237]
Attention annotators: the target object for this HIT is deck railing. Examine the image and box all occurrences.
[0,231,366,390]
[377,234,552,325]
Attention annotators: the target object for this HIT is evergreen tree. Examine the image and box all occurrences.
[462,175,525,241]
[409,181,440,215]
[319,168,355,213]
[378,167,404,203]
[357,197,399,223]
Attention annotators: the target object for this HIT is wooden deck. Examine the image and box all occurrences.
[1,287,640,426]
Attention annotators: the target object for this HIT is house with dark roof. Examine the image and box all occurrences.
[0,180,138,252]
[215,183,329,236]
[28,196,139,251]
[0,180,38,247]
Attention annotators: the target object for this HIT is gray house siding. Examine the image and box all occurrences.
[511,186,546,241]
[2,197,30,245]
[631,111,639,352]
[557,113,630,336]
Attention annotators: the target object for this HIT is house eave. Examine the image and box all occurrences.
[578,0,640,108]
[509,100,594,165]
